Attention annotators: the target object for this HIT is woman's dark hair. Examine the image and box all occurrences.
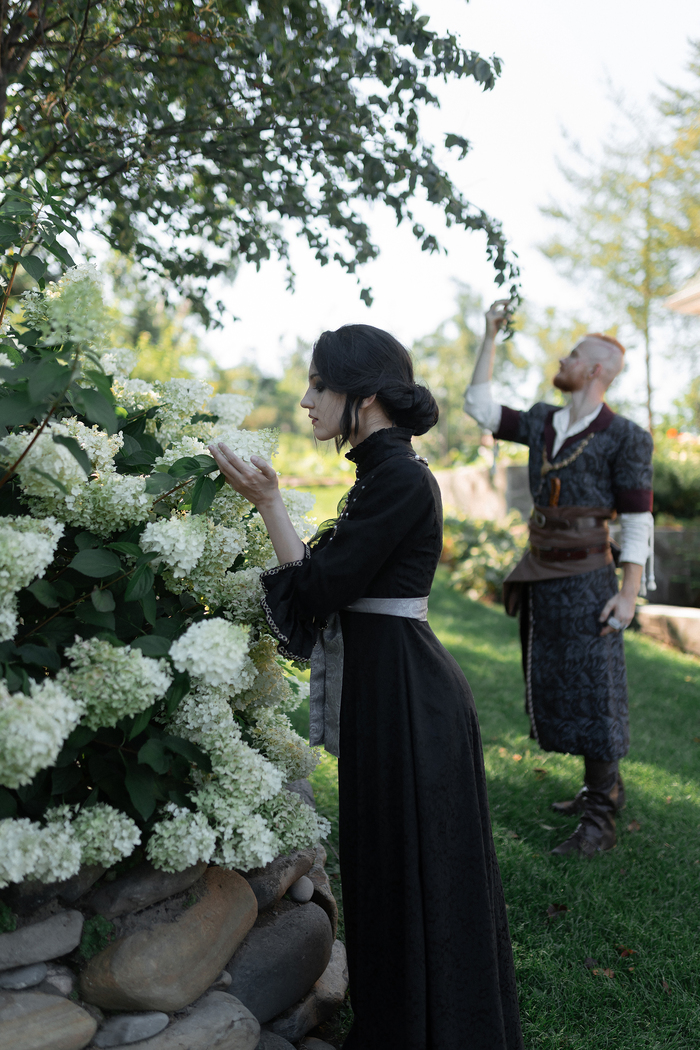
[312,324,439,449]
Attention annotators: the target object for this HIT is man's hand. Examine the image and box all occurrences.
[208,443,280,509]
[484,299,511,339]
[599,562,644,636]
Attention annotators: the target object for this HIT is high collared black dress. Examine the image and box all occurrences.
[260,427,523,1050]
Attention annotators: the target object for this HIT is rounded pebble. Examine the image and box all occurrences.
[0,962,48,989]
[94,1010,169,1047]
[287,875,314,904]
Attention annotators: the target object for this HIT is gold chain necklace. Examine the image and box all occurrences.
[540,432,596,478]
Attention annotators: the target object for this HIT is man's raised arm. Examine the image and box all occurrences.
[463,299,511,432]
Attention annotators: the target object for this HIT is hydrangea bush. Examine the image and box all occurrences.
[0,198,326,890]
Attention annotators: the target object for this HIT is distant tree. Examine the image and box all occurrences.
[657,40,700,256]
[540,120,682,432]
[1,0,519,324]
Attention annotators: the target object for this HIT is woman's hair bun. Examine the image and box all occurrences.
[384,382,439,436]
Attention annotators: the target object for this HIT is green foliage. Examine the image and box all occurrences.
[442,512,528,601]
[1,0,518,323]
[77,915,115,961]
[652,432,700,520]
[0,900,17,933]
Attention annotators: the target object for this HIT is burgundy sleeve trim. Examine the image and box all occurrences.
[614,489,653,513]
[494,405,522,443]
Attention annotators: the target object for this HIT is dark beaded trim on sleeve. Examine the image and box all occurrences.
[259,545,312,662]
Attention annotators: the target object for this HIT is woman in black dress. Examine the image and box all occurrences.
[209,325,523,1050]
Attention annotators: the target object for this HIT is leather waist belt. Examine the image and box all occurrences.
[531,511,609,531]
[310,596,430,759]
[531,543,609,562]
[344,596,429,620]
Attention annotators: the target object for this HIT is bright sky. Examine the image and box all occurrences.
[204,0,700,414]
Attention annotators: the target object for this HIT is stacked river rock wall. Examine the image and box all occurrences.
[0,780,347,1050]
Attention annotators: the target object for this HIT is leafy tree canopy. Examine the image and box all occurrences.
[1,0,518,324]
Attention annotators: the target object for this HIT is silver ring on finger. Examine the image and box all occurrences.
[607,615,625,631]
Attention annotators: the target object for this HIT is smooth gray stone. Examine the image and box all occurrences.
[307,846,338,940]
[0,990,98,1049]
[226,902,333,1024]
[241,850,315,912]
[267,940,348,1042]
[0,963,47,990]
[285,779,316,810]
[104,992,259,1050]
[94,1011,169,1047]
[287,877,314,904]
[0,911,83,972]
[256,1033,296,1050]
[299,1040,336,1050]
[35,963,76,998]
[1,864,105,916]
[87,861,208,920]
[210,969,232,990]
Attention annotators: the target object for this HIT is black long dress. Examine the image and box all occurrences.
[260,427,523,1050]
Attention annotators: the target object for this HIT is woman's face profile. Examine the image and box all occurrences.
[300,361,346,442]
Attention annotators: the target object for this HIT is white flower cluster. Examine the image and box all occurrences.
[170,618,256,690]
[206,393,253,427]
[53,418,124,474]
[0,802,141,888]
[16,288,49,331]
[68,473,151,536]
[154,378,213,443]
[280,488,316,541]
[140,514,208,578]
[42,264,109,346]
[153,436,210,470]
[0,515,64,641]
[232,634,296,712]
[2,428,92,502]
[260,790,331,859]
[0,352,13,368]
[146,803,216,873]
[69,803,141,867]
[248,709,319,782]
[0,678,81,789]
[218,567,264,626]
[208,426,279,463]
[112,377,162,414]
[59,637,172,729]
[96,347,139,379]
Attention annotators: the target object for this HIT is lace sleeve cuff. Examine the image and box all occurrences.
[259,545,316,662]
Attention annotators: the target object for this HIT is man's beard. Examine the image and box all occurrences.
[553,372,584,393]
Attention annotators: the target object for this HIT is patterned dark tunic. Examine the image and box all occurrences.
[495,402,653,760]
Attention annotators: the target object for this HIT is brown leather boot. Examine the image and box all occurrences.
[551,772,626,817]
[551,760,618,856]
[550,796,617,856]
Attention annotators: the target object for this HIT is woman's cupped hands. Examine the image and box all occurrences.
[208,443,280,508]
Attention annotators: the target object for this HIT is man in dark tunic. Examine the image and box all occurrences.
[464,302,654,856]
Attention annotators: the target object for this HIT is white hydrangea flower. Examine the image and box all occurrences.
[260,789,331,857]
[112,377,162,414]
[248,710,319,782]
[0,818,45,888]
[71,803,141,867]
[32,816,82,884]
[218,567,264,625]
[146,803,216,873]
[153,436,210,471]
[70,473,151,536]
[0,515,64,635]
[0,678,82,789]
[140,514,208,578]
[43,264,109,346]
[154,378,213,443]
[206,394,253,427]
[17,287,49,331]
[208,425,279,464]
[170,618,254,689]
[280,488,316,540]
[232,634,295,713]
[51,418,123,474]
[244,514,275,569]
[60,638,172,729]
[186,522,247,605]
[0,352,13,368]
[210,808,279,871]
[1,428,90,502]
[209,486,250,528]
[96,347,138,378]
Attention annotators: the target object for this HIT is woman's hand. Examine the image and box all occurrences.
[208,443,280,508]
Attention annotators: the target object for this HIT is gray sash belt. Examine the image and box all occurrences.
[309,596,429,757]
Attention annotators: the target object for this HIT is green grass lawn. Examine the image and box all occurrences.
[302,567,700,1049]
